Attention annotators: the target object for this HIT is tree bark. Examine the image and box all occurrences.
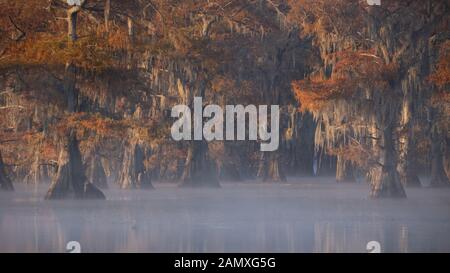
[45,133,105,199]
[104,0,111,33]
[285,111,315,176]
[218,143,243,181]
[369,125,407,198]
[63,62,78,113]
[218,162,242,181]
[445,137,450,180]
[68,5,82,42]
[127,17,135,43]
[24,151,52,184]
[430,126,449,187]
[126,17,135,69]
[117,141,153,189]
[86,151,108,189]
[400,136,422,187]
[257,151,286,182]
[336,155,355,183]
[201,15,217,38]
[0,151,14,191]
[397,92,421,187]
[180,140,220,188]
[65,0,83,112]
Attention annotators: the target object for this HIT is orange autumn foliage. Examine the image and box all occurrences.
[292,77,351,112]
[293,50,399,112]
[55,113,128,138]
[329,141,378,170]
[429,41,450,105]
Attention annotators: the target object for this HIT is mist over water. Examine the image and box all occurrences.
[1,178,449,253]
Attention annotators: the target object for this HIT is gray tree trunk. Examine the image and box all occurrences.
[104,0,111,33]
[336,155,355,183]
[397,94,421,187]
[369,125,407,198]
[24,150,52,184]
[86,151,108,189]
[117,141,153,189]
[45,133,105,199]
[0,151,14,191]
[68,5,82,42]
[399,136,422,187]
[180,140,220,187]
[445,137,450,180]
[63,63,78,112]
[430,127,449,187]
[218,143,243,181]
[257,152,286,182]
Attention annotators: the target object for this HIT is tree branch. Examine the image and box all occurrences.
[8,16,26,41]
[0,105,26,110]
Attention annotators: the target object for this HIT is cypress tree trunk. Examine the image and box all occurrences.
[397,94,421,187]
[401,137,422,187]
[218,143,243,182]
[127,17,135,69]
[336,155,355,183]
[86,152,108,189]
[430,127,449,187]
[63,63,78,113]
[104,0,111,33]
[24,151,52,185]
[65,2,81,112]
[67,2,84,42]
[268,152,286,182]
[257,152,286,182]
[68,7,79,42]
[45,134,105,200]
[445,137,450,180]
[0,151,14,191]
[117,141,153,189]
[219,162,242,181]
[177,80,219,188]
[370,125,407,198]
[180,140,220,187]
[284,111,315,176]
[296,113,316,176]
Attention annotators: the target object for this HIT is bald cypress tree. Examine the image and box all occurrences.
[45,133,105,199]
[0,151,14,191]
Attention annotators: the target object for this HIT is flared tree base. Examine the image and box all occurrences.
[45,134,105,200]
[369,168,407,198]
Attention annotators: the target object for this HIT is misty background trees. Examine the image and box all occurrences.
[0,0,448,198]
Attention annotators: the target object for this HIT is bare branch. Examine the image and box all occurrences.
[8,16,26,41]
[0,105,26,110]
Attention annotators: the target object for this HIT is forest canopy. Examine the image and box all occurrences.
[0,0,448,198]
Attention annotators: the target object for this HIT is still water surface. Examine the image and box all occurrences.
[1,178,449,252]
